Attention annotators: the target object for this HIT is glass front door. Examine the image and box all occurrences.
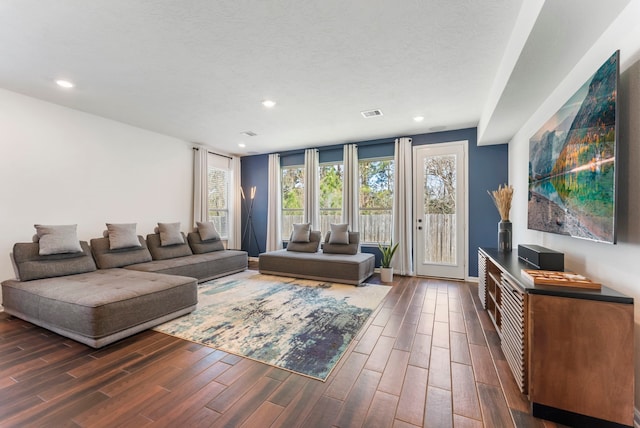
[414,141,466,279]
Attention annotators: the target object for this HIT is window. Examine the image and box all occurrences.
[207,166,229,239]
[319,162,343,236]
[281,165,304,239]
[359,157,394,243]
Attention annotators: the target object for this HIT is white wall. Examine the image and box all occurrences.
[509,0,640,408]
[0,89,193,295]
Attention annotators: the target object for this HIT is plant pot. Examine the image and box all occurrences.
[380,267,394,282]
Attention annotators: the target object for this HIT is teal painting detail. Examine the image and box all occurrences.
[528,51,618,243]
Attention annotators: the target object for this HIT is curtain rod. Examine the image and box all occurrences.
[192,146,232,160]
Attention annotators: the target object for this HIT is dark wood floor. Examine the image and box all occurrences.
[0,268,566,427]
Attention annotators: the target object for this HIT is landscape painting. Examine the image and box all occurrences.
[528,51,618,243]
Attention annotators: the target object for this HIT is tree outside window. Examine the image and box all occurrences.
[425,155,456,215]
[319,163,343,236]
[208,167,229,238]
[281,166,304,239]
[359,158,394,243]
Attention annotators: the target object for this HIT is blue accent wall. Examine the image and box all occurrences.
[240,154,269,257]
[241,128,508,276]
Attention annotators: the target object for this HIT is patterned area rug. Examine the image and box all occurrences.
[154,270,390,381]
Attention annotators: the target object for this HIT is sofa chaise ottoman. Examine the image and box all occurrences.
[259,230,375,285]
[2,241,197,348]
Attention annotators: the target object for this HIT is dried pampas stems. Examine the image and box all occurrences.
[488,184,514,221]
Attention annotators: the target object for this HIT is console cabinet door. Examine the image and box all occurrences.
[500,276,527,393]
[528,294,634,426]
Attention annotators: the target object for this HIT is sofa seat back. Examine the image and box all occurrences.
[12,241,97,281]
[146,233,193,260]
[90,236,152,269]
[187,232,225,254]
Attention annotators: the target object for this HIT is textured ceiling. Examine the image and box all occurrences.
[0,1,631,155]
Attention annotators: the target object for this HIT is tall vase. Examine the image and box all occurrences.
[498,220,512,252]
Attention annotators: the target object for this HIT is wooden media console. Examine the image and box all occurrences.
[478,248,634,428]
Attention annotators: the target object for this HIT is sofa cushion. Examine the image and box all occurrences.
[286,230,321,253]
[187,232,224,254]
[90,236,153,269]
[196,221,221,242]
[323,231,360,255]
[290,223,311,242]
[328,223,350,244]
[125,249,248,282]
[158,222,185,246]
[146,233,192,260]
[12,241,97,281]
[106,223,141,250]
[34,224,83,255]
[259,249,374,285]
[1,268,197,345]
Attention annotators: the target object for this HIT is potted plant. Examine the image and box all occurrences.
[378,239,399,282]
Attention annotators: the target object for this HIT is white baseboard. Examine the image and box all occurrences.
[248,256,259,262]
[466,275,479,283]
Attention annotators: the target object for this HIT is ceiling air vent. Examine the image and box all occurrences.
[240,131,257,137]
[361,109,383,118]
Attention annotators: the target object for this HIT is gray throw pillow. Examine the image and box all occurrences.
[34,224,83,255]
[196,221,221,241]
[329,223,350,244]
[106,223,142,250]
[158,222,185,246]
[291,223,311,243]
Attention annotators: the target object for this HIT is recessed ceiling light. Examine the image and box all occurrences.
[238,143,246,148]
[55,79,74,88]
[413,116,424,122]
[262,100,276,108]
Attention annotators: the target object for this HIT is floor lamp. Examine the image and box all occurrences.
[241,186,261,254]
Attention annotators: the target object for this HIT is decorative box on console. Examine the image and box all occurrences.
[517,244,564,271]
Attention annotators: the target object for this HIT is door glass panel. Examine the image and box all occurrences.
[423,154,457,265]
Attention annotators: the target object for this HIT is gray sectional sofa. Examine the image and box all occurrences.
[2,229,248,348]
[259,230,375,285]
[91,232,247,283]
